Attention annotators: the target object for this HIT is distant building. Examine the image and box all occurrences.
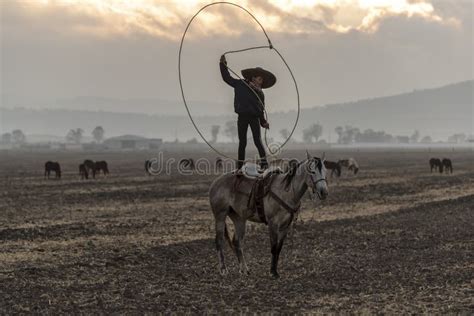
[103,135,162,150]
[396,136,410,144]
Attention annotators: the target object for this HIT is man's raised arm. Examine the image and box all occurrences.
[219,55,239,87]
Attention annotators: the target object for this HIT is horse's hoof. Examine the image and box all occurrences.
[271,271,280,279]
[219,267,228,276]
[239,269,250,276]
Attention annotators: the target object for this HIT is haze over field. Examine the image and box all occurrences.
[1,80,472,142]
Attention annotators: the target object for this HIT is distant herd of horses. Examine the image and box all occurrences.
[44,156,454,179]
[146,157,359,177]
[429,158,453,174]
[44,160,109,179]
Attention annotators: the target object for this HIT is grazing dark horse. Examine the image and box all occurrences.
[215,157,223,170]
[145,160,152,175]
[209,151,328,278]
[324,160,341,177]
[442,158,453,174]
[44,161,61,179]
[79,163,88,180]
[429,158,443,173]
[179,158,195,171]
[95,161,109,176]
[83,160,96,178]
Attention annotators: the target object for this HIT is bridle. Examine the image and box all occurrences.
[306,159,327,199]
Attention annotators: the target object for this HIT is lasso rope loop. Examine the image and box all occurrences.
[178,1,300,162]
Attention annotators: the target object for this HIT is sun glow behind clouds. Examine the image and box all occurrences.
[28,0,453,38]
[269,0,446,32]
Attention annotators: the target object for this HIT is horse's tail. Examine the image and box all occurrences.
[224,223,234,251]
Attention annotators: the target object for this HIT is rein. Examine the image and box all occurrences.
[269,190,301,214]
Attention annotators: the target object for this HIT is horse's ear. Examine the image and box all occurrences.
[306,150,311,160]
[321,152,326,161]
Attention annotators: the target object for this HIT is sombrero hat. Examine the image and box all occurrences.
[241,67,276,89]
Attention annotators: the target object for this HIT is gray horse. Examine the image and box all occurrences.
[209,152,328,278]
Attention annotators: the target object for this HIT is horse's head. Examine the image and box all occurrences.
[304,151,328,200]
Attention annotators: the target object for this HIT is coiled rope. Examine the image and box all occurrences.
[178,1,300,162]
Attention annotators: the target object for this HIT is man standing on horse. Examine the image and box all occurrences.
[219,55,276,170]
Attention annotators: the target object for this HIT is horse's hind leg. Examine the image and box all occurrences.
[229,212,249,275]
[214,210,229,275]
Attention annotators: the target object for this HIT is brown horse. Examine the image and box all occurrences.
[429,158,443,173]
[442,158,453,174]
[45,161,61,179]
[323,160,341,177]
[83,159,96,178]
[338,158,359,175]
[79,163,88,180]
[83,160,109,178]
[145,160,152,175]
[215,157,223,170]
[95,161,109,176]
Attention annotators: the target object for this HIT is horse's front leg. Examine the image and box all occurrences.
[269,216,292,279]
[230,215,249,275]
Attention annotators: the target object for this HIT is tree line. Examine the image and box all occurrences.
[0,126,105,145]
[207,122,471,144]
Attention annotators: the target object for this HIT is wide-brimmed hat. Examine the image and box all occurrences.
[241,67,276,89]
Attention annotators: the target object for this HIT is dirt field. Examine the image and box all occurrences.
[0,149,473,313]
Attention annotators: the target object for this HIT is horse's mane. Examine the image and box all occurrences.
[283,160,304,189]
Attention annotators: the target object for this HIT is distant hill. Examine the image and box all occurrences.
[1,80,472,142]
[290,80,473,141]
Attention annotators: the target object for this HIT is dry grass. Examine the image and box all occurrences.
[0,149,473,313]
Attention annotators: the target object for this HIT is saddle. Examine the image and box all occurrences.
[234,162,281,179]
[233,163,282,224]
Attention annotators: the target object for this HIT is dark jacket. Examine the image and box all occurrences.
[220,61,266,120]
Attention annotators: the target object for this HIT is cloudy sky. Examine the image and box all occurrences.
[1,0,472,115]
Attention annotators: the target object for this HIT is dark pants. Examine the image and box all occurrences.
[237,114,267,169]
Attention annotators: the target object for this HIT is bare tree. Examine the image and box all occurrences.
[211,125,220,143]
[66,128,84,144]
[335,126,344,144]
[1,133,12,144]
[302,124,323,143]
[224,121,237,143]
[341,126,359,144]
[355,129,394,143]
[12,129,26,144]
[420,136,432,143]
[410,130,420,143]
[92,126,105,143]
[448,133,466,143]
